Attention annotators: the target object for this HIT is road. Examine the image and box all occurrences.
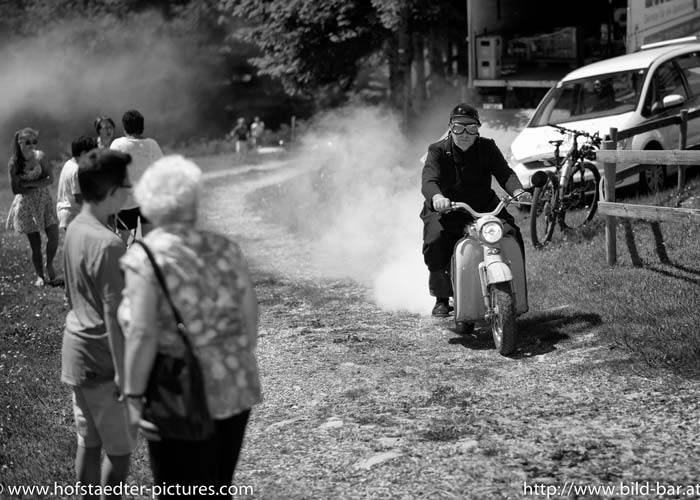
[196,155,700,499]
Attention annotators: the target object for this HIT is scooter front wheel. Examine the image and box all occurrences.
[489,283,517,355]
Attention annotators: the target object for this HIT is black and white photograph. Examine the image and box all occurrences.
[1,0,699,498]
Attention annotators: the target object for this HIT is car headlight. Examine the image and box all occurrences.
[480,221,503,244]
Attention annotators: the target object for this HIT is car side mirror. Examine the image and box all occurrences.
[531,171,549,188]
[662,94,685,108]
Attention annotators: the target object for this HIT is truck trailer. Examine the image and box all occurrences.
[467,0,700,107]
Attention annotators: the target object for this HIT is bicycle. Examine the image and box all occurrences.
[529,124,602,248]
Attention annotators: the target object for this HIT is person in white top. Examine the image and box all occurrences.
[110,110,163,242]
[250,116,265,149]
[56,136,97,230]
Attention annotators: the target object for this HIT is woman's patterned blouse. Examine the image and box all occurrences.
[119,224,261,418]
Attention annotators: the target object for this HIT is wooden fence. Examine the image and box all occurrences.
[588,108,700,266]
[609,107,700,191]
[595,146,700,266]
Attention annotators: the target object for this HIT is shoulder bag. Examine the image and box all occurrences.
[133,240,215,441]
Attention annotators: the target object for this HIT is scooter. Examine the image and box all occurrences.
[448,191,530,355]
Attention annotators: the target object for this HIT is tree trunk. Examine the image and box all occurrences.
[413,33,427,109]
[386,35,402,110]
[397,7,412,130]
[427,26,448,98]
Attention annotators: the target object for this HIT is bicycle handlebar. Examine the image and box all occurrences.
[548,124,602,145]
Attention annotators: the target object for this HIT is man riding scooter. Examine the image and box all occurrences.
[421,103,531,317]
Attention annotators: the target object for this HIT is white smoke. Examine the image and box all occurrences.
[286,106,434,315]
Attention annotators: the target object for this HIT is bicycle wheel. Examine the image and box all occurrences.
[561,161,600,229]
[529,177,556,248]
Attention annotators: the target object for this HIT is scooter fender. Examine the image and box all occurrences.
[479,259,513,285]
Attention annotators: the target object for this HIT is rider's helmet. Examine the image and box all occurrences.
[450,103,480,125]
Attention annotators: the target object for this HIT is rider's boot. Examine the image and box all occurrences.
[429,266,454,317]
[432,298,452,317]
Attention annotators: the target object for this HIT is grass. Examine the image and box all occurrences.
[514,176,700,377]
[1,155,699,498]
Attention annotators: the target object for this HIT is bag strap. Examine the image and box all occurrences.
[132,240,193,350]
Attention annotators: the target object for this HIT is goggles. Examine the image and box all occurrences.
[450,122,480,135]
[22,139,38,146]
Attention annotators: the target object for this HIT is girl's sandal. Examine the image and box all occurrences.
[47,277,65,287]
[34,277,45,287]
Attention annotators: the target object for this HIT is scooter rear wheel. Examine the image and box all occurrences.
[489,283,517,355]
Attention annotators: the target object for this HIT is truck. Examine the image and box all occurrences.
[466,0,700,108]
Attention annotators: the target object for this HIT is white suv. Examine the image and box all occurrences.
[510,39,700,192]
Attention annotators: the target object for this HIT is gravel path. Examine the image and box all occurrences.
[199,160,700,500]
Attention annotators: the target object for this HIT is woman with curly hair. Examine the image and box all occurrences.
[120,155,261,493]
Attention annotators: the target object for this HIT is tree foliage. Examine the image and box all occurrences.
[222,0,466,116]
[222,0,387,100]
[0,0,467,131]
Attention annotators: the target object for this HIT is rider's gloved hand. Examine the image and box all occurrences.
[513,189,532,204]
[432,194,451,212]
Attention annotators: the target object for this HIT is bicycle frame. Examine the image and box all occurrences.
[529,125,602,248]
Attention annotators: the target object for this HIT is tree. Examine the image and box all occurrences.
[222,0,387,108]
[223,0,466,125]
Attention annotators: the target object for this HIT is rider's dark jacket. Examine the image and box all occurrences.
[421,135,523,222]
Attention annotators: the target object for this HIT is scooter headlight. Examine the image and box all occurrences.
[480,221,503,244]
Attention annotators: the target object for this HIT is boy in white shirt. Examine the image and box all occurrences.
[56,136,97,230]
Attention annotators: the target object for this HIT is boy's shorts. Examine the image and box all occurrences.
[72,381,137,456]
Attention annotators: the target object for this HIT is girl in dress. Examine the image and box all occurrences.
[6,127,60,286]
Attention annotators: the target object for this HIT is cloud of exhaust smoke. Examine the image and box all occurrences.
[285,106,435,315]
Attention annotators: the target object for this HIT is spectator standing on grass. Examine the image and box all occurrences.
[94,116,116,149]
[5,127,61,287]
[229,117,249,155]
[110,109,163,243]
[249,116,265,150]
[56,136,96,231]
[119,155,261,495]
[61,149,136,499]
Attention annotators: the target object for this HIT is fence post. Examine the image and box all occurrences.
[678,109,688,192]
[604,130,617,266]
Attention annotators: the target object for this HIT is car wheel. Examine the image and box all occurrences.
[639,164,666,194]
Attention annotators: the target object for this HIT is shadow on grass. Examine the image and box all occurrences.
[622,219,700,285]
[447,309,603,358]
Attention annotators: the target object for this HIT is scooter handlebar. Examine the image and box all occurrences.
[446,191,529,216]
[448,201,503,218]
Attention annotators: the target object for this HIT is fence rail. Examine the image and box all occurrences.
[594,145,700,266]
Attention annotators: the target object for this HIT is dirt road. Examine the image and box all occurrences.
[200,159,700,500]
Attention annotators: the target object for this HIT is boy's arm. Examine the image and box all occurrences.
[99,242,128,389]
[105,307,126,390]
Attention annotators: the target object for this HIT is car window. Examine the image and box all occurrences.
[675,52,700,96]
[643,61,688,115]
[530,69,646,126]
